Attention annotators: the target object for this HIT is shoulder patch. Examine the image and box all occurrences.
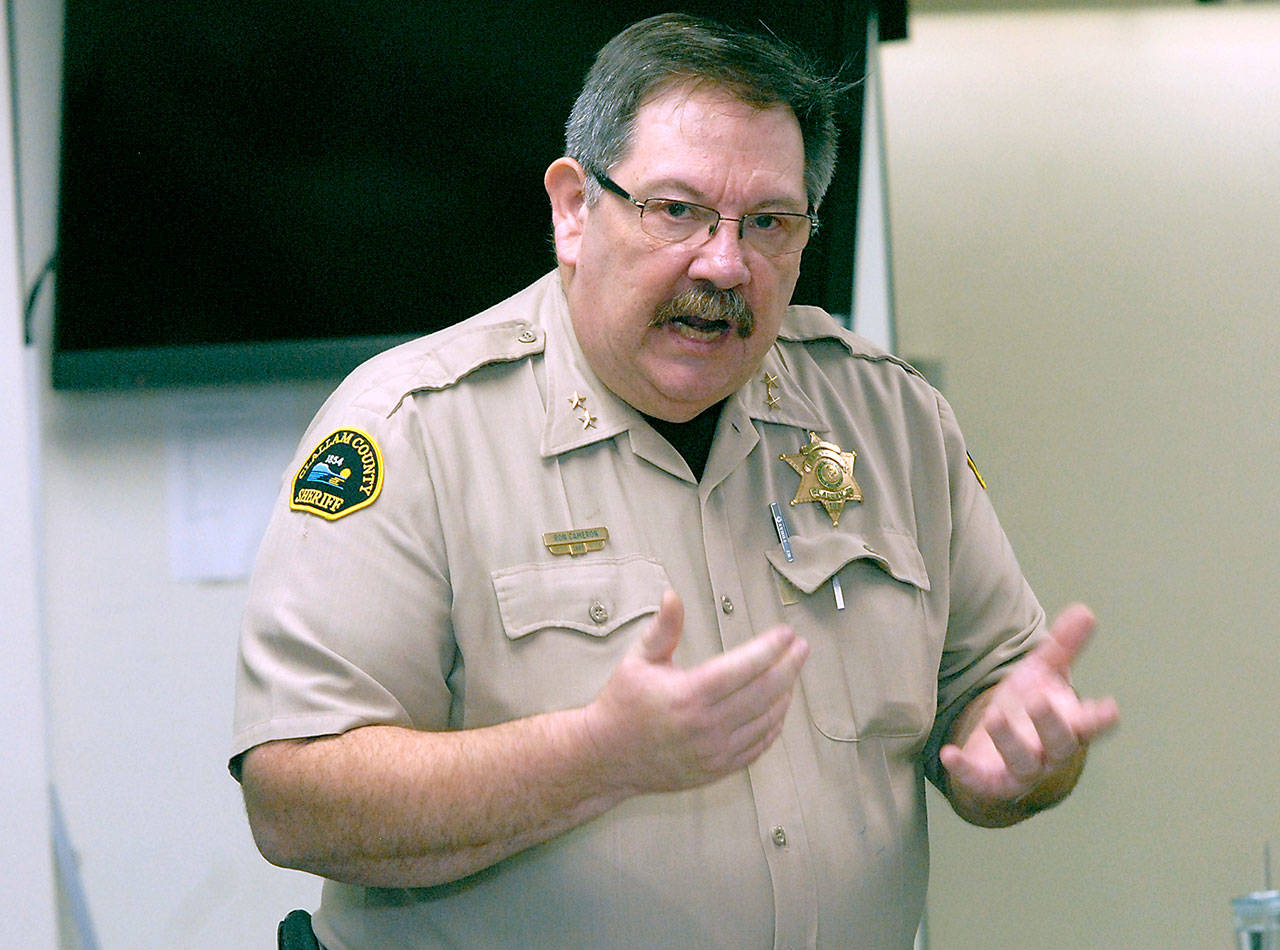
[290,428,384,520]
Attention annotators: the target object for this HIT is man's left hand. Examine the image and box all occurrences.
[939,604,1120,826]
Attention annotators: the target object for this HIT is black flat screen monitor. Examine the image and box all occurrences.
[53,1,895,388]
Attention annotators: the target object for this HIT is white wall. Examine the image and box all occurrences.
[0,1,56,943]
[40,385,329,949]
[882,8,1280,948]
[6,1,325,945]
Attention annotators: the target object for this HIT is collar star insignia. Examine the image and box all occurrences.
[567,391,596,428]
[779,431,863,527]
[763,372,781,410]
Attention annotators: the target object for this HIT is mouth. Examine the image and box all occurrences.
[668,313,732,342]
[650,286,754,341]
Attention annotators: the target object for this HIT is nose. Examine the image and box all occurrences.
[687,220,752,290]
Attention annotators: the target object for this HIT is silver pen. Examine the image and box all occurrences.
[769,502,795,562]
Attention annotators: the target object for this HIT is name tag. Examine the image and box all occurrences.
[542,526,609,556]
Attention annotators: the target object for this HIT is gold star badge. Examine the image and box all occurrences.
[779,431,863,527]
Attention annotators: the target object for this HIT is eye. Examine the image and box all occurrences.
[745,212,785,232]
[652,199,695,221]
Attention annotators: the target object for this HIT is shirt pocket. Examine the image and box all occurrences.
[485,555,669,718]
[765,528,935,742]
[493,554,668,639]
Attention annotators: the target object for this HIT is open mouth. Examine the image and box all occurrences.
[651,286,754,340]
[669,314,732,341]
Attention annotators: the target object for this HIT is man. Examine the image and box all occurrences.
[233,14,1118,948]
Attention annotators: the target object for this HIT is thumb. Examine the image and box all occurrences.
[637,588,684,665]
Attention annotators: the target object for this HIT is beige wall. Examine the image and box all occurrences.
[881,7,1280,949]
[912,0,1198,11]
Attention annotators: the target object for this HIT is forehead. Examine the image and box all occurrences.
[622,84,806,204]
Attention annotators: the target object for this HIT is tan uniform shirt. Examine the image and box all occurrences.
[233,271,1044,949]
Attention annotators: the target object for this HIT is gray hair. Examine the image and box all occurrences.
[565,13,847,210]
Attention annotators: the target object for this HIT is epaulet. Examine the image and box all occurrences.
[407,317,544,392]
[321,317,543,421]
[330,276,559,418]
[372,317,543,417]
[777,304,928,382]
[392,273,561,399]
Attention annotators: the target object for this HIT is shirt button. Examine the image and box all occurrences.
[517,327,537,343]
[589,601,609,625]
[721,597,734,615]
[771,826,787,847]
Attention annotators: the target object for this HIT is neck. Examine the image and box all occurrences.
[642,400,725,481]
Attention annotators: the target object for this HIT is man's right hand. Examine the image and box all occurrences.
[580,588,809,795]
[240,588,808,888]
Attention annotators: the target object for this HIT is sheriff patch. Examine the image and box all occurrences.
[290,428,384,521]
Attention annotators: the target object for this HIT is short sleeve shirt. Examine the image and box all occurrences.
[232,271,1044,949]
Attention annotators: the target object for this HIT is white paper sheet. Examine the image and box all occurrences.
[163,389,317,582]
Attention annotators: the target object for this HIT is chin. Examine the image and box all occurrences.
[651,381,736,420]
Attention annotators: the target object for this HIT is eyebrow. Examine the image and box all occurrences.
[636,177,808,214]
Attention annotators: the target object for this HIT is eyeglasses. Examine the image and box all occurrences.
[593,171,818,257]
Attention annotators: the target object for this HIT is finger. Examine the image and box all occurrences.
[985,706,1045,783]
[725,675,798,751]
[1074,696,1121,744]
[726,634,809,712]
[1027,693,1082,763]
[729,689,794,768]
[693,655,804,777]
[692,626,804,705]
[1031,604,1097,677]
[722,699,784,766]
[637,589,684,665]
[1034,686,1122,754]
[938,742,991,794]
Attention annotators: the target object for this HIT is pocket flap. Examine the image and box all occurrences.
[492,554,669,640]
[765,528,930,593]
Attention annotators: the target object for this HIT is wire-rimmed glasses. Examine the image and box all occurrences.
[593,171,818,257]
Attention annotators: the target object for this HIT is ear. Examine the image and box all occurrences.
[544,157,589,267]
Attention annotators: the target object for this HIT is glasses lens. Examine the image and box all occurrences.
[743,213,812,255]
[636,198,814,255]
[638,199,718,243]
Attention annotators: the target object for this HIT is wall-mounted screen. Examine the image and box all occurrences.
[54,0,899,388]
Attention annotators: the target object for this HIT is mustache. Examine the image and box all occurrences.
[649,286,755,339]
